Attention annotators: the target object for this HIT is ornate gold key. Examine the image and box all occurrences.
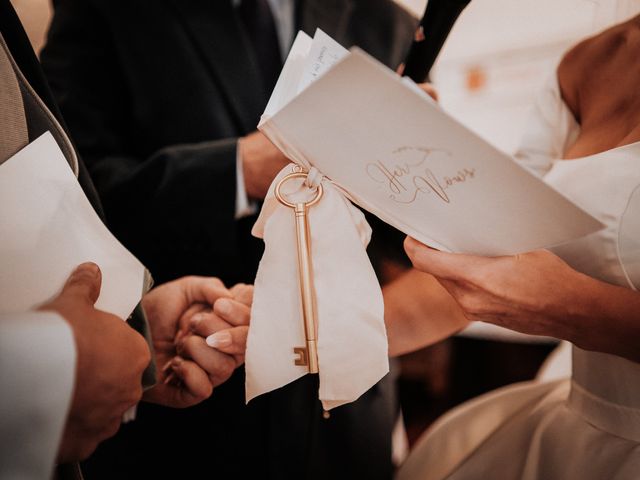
[275,171,323,374]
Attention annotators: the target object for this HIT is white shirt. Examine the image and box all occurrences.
[266,0,296,58]
[0,312,76,479]
[231,0,296,56]
[233,0,296,218]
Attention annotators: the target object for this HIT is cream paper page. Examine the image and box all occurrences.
[264,29,348,120]
[260,47,603,255]
[297,29,348,94]
[263,31,313,120]
[0,132,146,318]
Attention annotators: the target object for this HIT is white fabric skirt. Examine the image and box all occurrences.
[397,378,640,480]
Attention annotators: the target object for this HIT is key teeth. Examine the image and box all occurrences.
[294,347,309,366]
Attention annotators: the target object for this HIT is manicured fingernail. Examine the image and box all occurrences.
[172,356,183,368]
[175,329,187,347]
[161,359,173,373]
[75,262,99,274]
[216,299,232,316]
[206,331,232,348]
[163,372,176,385]
[190,313,205,331]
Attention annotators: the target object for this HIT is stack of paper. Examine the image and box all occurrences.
[259,30,603,255]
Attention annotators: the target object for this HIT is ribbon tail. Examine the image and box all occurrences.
[246,167,389,409]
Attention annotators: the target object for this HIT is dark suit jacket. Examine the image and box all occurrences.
[41,1,416,479]
[41,0,416,285]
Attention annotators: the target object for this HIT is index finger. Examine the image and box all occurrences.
[181,276,232,306]
[214,298,250,327]
[188,311,233,338]
[230,283,253,306]
[169,357,214,406]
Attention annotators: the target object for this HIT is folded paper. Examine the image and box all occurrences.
[0,132,146,319]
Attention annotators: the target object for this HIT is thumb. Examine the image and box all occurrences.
[60,262,102,305]
[404,237,491,280]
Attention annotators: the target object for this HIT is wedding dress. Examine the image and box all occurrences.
[397,75,640,480]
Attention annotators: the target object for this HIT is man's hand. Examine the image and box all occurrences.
[40,263,151,462]
[141,277,249,408]
[239,131,290,200]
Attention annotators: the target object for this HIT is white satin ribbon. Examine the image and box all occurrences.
[246,164,389,410]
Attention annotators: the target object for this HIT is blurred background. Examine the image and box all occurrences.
[401,0,638,154]
[14,0,636,156]
[10,0,639,450]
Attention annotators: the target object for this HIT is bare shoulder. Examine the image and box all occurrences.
[559,21,631,74]
[557,17,639,118]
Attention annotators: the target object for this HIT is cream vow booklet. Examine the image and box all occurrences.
[259,30,603,255]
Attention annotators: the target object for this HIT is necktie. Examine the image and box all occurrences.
[238,0,283,97]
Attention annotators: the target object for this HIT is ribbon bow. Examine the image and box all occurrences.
[245,164,389,410]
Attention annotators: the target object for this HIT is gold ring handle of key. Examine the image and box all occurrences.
[275,172,323,374]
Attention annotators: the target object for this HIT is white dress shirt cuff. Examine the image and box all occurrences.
[235,142,257,219]
[0,311,76,479]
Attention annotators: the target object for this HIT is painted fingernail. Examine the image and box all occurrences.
[216,299,232,316]
[74,262,100,274]
[161,359,173,373]
[175,330,190,348]
[190,313,205,331]
[206,331,232,348]
[163,372,176,385]
[175,329,185,344]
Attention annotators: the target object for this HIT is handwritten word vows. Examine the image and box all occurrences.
[366,147,476,204]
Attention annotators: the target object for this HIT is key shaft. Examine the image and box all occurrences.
[275,171,323,374]
[293,202,319,373]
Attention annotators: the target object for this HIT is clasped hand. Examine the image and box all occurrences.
[41,263,251,462]
[142,278,252,408]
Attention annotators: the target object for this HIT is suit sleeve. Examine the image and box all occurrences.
[0,312,76,479]
[41,0,239,281]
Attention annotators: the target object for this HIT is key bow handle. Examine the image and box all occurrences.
[275,171,324,209]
